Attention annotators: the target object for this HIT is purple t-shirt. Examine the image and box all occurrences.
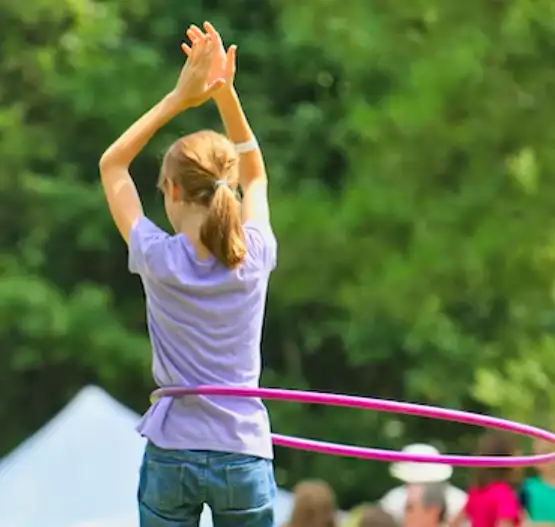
[128,216,277,460]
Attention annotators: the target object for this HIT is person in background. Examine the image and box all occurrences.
[282,479,338,527]
[381,444,467,523]
[450,431,523,527]
[344,504,395,527]
[521,438,555,523]
[403,483,447,527]
[358,506,397,527]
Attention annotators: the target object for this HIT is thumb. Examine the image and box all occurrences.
[206,78,227,97]
[226,45,237,74]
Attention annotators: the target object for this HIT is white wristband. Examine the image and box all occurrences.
[234,138,259,154]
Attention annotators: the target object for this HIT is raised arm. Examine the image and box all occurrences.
[98,96,179,243]
[98,33,224,243]
[185,23,270,226]
[216,87,269,225]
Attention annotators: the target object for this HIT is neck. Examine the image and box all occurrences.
[175,207,212,260]
[175,207,207,238]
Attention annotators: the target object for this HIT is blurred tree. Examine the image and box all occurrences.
[2,0,555,509]
[271,0,555,502]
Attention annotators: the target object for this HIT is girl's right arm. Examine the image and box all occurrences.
[215,87,270,225]
[216,87,276,271]
[185,22,270,226]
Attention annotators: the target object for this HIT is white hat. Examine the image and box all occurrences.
[389,444,453,483]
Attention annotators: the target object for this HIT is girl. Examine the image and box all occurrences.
[99,22,277,527]
[450,431,523,527]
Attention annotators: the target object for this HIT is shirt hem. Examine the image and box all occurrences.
[138,431,274,461]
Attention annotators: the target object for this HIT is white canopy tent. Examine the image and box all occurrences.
[0,385,295,527]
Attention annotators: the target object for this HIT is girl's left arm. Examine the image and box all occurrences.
[98,94,183,243]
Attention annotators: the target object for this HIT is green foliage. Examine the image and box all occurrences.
[2,0,555,508]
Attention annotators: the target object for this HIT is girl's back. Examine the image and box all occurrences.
[465,483,521,527]
[130,216,276,459]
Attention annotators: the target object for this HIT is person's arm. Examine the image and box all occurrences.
[98,95,183,243]
[449,508,467,527]
[215,87,269,225]
[99,32,223,243]
[449,492,471,527]
[184,22,269,225]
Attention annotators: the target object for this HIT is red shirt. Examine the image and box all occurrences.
[465,482,521,527]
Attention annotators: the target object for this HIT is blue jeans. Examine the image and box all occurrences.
[138,442,276,527]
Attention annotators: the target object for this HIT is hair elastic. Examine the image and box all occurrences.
[214,179,230,190]
[234,138,259,155]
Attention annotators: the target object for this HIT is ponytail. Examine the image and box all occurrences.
[200,185,246,269]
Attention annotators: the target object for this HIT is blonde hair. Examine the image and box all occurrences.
[159,130,246,269]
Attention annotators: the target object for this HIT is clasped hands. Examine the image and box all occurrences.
[170,21,236,110]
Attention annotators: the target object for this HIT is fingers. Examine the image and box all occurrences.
[203,21,223,46]
[187,33,211,66]
[186,29,199,46]
[187,37,201,63]
[183,25,206,59]
[187,24,204,41]
[182,22,230,74]
[191,78,226,108]
[199,35,214,61]
[181,42,191,56]
[185,22,224,51]
[182,24,202,57]
[185,35,215,80]
[206,79,227,97]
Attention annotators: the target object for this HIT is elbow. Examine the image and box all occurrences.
[98,152,112,173]
[238,153,268,188]
[240,171,267,189]
[98,151,125,174]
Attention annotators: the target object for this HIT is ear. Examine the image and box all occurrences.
[167,180,183,202]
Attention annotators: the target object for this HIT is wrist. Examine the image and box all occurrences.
[214,85,237,106]
[163,92,190,114]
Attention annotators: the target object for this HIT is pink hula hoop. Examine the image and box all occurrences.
[151,386,555,467]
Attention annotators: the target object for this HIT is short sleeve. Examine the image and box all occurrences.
[244,220,277,271]
[447,486,468,518]
[128,216,171,278]
[464,492,473,516]
[495,485,521,522]
[379,486,406,523]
